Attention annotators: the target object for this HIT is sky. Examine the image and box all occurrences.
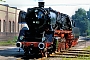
[0,0,90,16]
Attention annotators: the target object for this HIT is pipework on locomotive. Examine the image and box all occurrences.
[16,2,79,57]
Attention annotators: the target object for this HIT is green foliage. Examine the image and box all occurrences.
[0,0,6,2]
[12,36,18,42]
[0,36,17,46]
[72,8,90,36]
[84,46,90,50]
[62,57,90,60]
[87,9,90,20]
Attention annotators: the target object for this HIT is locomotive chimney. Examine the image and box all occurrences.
[38,2,45,8]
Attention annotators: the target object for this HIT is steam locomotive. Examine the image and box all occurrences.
[16,2,79,57]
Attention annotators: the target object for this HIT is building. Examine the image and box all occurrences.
[0,4,23,41]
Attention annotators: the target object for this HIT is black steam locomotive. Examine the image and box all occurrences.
[16,2,79,57]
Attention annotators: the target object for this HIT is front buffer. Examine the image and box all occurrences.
[16,41,55,57]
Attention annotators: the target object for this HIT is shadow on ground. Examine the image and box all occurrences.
[0,47,42,60]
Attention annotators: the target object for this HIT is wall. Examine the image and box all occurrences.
[0,4,22,41]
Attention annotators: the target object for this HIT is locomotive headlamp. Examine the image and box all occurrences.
[38,42,45,49]
[36,21,40,24]
[33,21,35,23]
[20,36,24,40]
[33,21,40,24]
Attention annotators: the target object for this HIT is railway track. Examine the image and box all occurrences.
[55,49,90,57]
[36,49,90,60]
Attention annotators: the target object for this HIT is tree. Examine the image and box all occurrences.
[72,8,88,35]
[86,9,90,35]
[87,9,90,20]
[0,0,6,2]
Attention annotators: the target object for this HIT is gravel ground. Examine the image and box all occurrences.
[70,37,90,50]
